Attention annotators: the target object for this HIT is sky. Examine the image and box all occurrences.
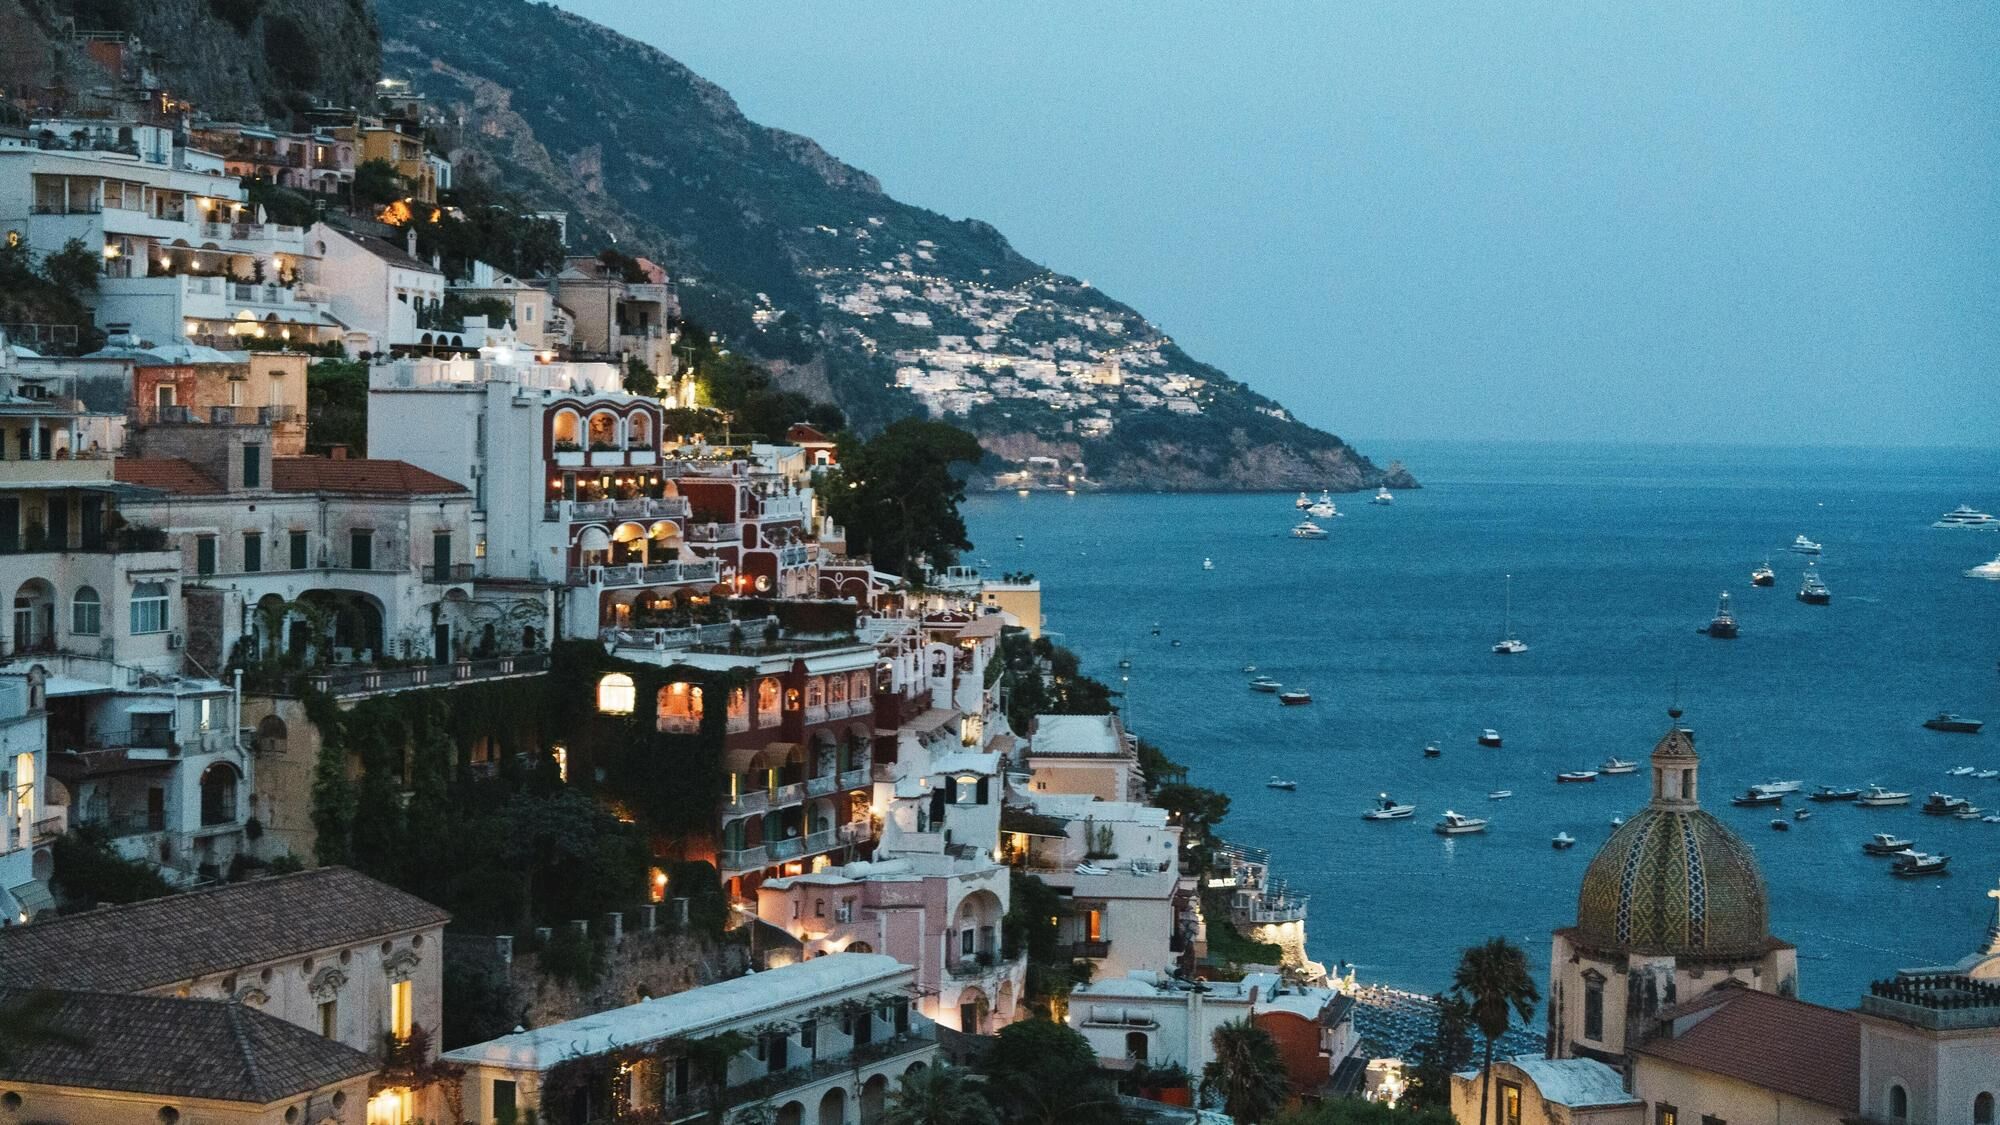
[549,1,1999,448]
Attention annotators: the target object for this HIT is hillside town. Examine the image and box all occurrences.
[0,23,1994,1125]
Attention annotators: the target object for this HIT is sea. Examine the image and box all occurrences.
[962,440,2000,1009]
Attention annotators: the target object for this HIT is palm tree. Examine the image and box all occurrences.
[883,1064,1000,1125]
[1452,938,1540,1125]
[1201,1018,1291,1124]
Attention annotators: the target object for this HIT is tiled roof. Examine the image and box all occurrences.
[0,867,449,992]
[0,987,376,1103]
[113,457,223,494]
[272,457,467,495]
[1635,985,1859,1111]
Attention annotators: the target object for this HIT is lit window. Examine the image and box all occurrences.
[597,673,635,715]
[366,1087,412,1125]
[389,979,412,1040]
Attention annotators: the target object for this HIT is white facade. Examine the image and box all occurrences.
[1069,969,1357,1083]
[1011,793,1185,979]
[307,222,445,354]
[0,672,55,923]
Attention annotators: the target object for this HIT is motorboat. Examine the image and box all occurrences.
[1732,789,1784,807]
[1295,492,1312,510]
[1891,851,1951,877]
[1946,766,1977,778]
[1932,504,2000,530]
[1809,785,1861,802]
[1753,779,1803,795]
[1770,818,1790,832]
[1856,786,1913,807]
[1698,591,1738,638]
[1249,676,1282,693]
[1478,729,1504,748]
[1423,743,1442,758]
[1986,815,2000,824]
[1552,832,1576,849]
[1610,815,1625,827]
[1599,757,1639,775]
[1789,535,1823,555]
[1751,560,1776,587]
[1923,713,1984,734]
[1793,808,1811,822]
[1372,487,1395,505]
[1202,557,1215,571]
[1434,810,1489,836]
[1278,690,1313,706]
[1487,790,1513,800]
[1266,777,1298,791]
[1363,794,1416,821]
[1798,565,1831,605]
[1291,519,1329,540]
[1117,657,1133,669]
[1966,554,2000,580]
[1863,833,1914,855]
[1170,639,1182,647]
[1957,807,1985,821]
[1492,574,1528,654]
[1242,664,1258,673]
[1977,770,2000,780]
[1307,491,1338,519]
[1921,792,1971,816]
[1557,770,1599,783]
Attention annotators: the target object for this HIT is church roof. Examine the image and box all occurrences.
[1634,986,1859,1112]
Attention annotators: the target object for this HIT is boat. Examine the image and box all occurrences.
[1266,776,1298,791]
[1170,639,1182,647]
[1793,808,1811,821]
[1789,535,1823,555]
[1798,564,1831,605]
[1923,713,1984,734]
[1977,770,1999,780]
[1698,591,1738,638]
[1295,491,1312,510]
[1434,810,1489,836]
[1556,770,1599,783]
[1492,574,1528,654]
[1599,757,1638,775]
[1487,790,1513,800]
[1423,743,1442,758]
[1957,807,1984,821]
[1307,491,1338,519]
[1249,676,1282,693]
[1932,504,2000,530]
[1753,779,1803,795]
[1946,766,1977,778]
[1242,664,1258,673]
[1610,815,1625,827]
[1856,786,1913,807]
[1291,519,1328,540]
[1808,785,1861,802]
[1921,792,1970,816]
[1863,833,1914,855]
[1202,557,1215,571]
[1117,657,1133,669]
[1478,729,1503,748]
[1770,818,1790,832]
[1966,554,2000,580]
[1372,487,1395,506]
[1732,789,1783,807]
[1751,560,1776,587]
[1363,794,1416,821]
[1891,851,1951,877]
[1552,832,1576,849]
[1278,690,1313,706]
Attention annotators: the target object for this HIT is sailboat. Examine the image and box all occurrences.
[1492,574,1528,654]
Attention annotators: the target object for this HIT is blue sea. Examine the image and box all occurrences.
[964,441,2000,1007]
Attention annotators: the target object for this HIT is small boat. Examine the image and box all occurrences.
[1492,574,1528,654]
[1932,504,2000,530]
[1753,779,1803,795]
[1984,815,2000,824]
[1732,789,1783,807]
[1434,810,1489,836]
[1372,487,1395,506]
[1976,770,1999,780]
[1423,743,1442,758]
[1921,792,1970,816]
[1242,664,1258,673]
[1793,808,1811,821]
[1487,790,1513,800]
[1202,557,1215,571]
[1308,492,1338,519]
[1891,851,1951,877]
[1947,766,1977,778]
[1249,676,1282,693]
[1152,623,1162,635]
[1363,794,1416,821]
[1923,713,1984,734]
[1610,815,1625,827]
[1809,785,1861,802]
[1957,807,1984,821]
[1117,658,1132,669]
[1170,639,1182,647]
[1478,729,1503,748]
[1863,833,1914,855]
[1789,535,1823,555]
[1278,690,1313,706]
[1770,818,1790,832]
[1291,519,1329,540]
[1966,553,2000,580]
[1552,832,1576,849]
[1557,770,1599,783]
[1698,591,1738,638]
[1266,776,1297,791]
[1599,757,1638,775]
[1798,565,1831,605]
[1751,560,1776,587]
[1856,786,1913,807]
[1295,491,1312,510]
[1015,533,1026,541]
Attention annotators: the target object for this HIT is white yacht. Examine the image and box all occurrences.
[1753,779,1803,796]
[1933,505,2000,530]
[1202,557,1215,571]
[1965,553,2000,580]
[1372,487,1395,506]
[1599,757,1639,775]
[1291,519,1328,540]
[1856,785,1913,807]
[1434,810,1490,836]
[1789,535,1823,555]
[1307,491,1339,519]
[1492,573,1528,654]
[1295,492,1312,510]
[1363,793,1416,821]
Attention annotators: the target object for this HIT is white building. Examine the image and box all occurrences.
[307,220,445,355]
[1069,969,1358,1093]
[1008,793,1187,980]
[1023,712,1144,802]
[0,671,56,924]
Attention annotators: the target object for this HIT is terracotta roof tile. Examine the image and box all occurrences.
[0,987,375,1104]
[273,457,467,495]
[1634,986,1859,1111]
[0,867,449,992]
[113,457,223,494]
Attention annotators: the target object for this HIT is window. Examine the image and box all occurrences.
[757,677,782,727]
[289,530,308,569]
[1125,1031,1149,1060]
[597,673,635,715]
[1975,1092,1994,1125]
[491,1081,516,1122]
[349,530,373,570]
[814,898,825,918]
[71,586,100,635]
[1583,976,1605,1041]
[800,1019,816,1051]
[1656,1104,1678,1125]
[1890,1086,1908,1121]
[961,929,975,956]
[130,582,168,634]
[243,532,261,573]
[195,535,216,576]
[1501,1082,1522,1125]
[241,443,261,488]
[1701,1116,1727,1125]
[318,999,337,1039]
[389,980,412,1040]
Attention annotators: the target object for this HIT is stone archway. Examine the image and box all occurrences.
[816,1086,846,1125]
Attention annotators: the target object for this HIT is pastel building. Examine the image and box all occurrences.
[1023,712,1144,802]
[1070,970,1358,1096]
[1006,793,1188,979]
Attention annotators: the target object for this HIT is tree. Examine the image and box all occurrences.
[883,1064,1000,1125]
[821,419,983,577]
[981,1018,1119,1125]
[41,238,100,299]
[1404,993,1476,1112]
[1273,1098,1457,1125]
[49,823,171,908]
[1201,1018,1291,1124]
[623,355,660,398]
[353,159,405,209]
[1452,938,1540,1125]
[306,358,370,455]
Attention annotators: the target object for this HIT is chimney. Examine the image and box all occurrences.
[328,444,350,460]
[405,227,417,257]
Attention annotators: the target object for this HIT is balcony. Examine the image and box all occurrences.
[947,952,1003,980]
[838,768,869,790]
[421,563,475,584]
[770,782,805,806]
[837,820,874,846]
[658,715,700,735]
[726,713,750,734]
[717,844,768,872]
[726,789,770,815]
[801,828,838,855]
[304,654,551,700]
[768,838,803,861]
[565,559,721,589]
[1063,940,1111,960]
[703,1032,934,1116]
[542,496,689,522]
[806,774,837,797]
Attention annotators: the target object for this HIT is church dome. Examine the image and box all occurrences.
[1575,712,1772,959]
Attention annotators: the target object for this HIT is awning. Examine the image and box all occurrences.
[8,879,55,916]
[723,742,797,774]
[577,526,612,552]
[123,699,178,714]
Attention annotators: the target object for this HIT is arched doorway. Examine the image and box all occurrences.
[199,762,240,826]
[776,1102,805,1125]
[859,1073,889,1124]
[12,579,54,653]
[816,1086,845,1125]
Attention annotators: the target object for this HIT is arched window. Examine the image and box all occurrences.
[826,675,846,705]
[130,582,169,634]
[1125,1031,1149,1061]
[596,673,635,715]
[587,411,618,450]
[727,686,748,723]
[844,941,874,954]
[1975,1092,1994,1125]
[627,412,652,449]
[804,678,825,709]
[199,763,239,826]
[552,409,581,447]
[757,677,782,727]
[657,682,702,731]
[1890,1085,1908,1121]
[71,586,101,635]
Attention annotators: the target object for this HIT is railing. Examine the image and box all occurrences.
[566,559,720,588]
[685,523,738,544]
[1063,940,1111,959]
[839,768,869,790]
[305,653,550,699]
[422,563,475,583]
[947,953,1001,979]
[29,203,102,215]
[770,782,805,806]
[801,828,837,855]
[768,838,803,861]
[727,789,770,815]
[711,1032,934,1112]
[658,715,699,735]
[542,496,690,522]
[726,713,749,733]
[32,809,68,839]
[804,706,828,725]
[1239,896,1309,925]
[81,812,166,839]
[806,775,837,797]
[777,544,813,569]
[717,845,768,871]
[837,820,874,845]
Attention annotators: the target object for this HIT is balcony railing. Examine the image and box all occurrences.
[422,563,475,583]
[804,706,828,725]
[566,560,721,589]
[305,654,550,699]
[837,820,875,846]
[839,768,869,790]
[768,838,803,861]
[718,845,768,872]
[699,1032,935,1115]
[542,496,690,522]
[727,789,769,815]
[1063,940,1111,959]
[771,782,805,806]
[806,774,837,797]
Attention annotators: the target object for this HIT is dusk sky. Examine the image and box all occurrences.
[552,1,1998,448]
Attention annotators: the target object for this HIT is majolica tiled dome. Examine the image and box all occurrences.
[1575,713,1771,959]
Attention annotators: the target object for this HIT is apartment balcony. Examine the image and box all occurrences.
[726,789,770,816]
[838,768,869,790]
[946,952,1007,980]
[718,844,768,873]
[768,838,803,861]
[421,563,475,584]
[806,774,837,797]
[837,819,874,846]
[770,782,805,806]
[228,281,327,314]
[303,654,551,700]
[755,495,810,522]
[542,496,689,522]
[699,1032,935,1117]
[726,713,750,734]
[32,808,68,841]
[1062,940,1111,960]
[804,705,828,725]
[565,559,720,589]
